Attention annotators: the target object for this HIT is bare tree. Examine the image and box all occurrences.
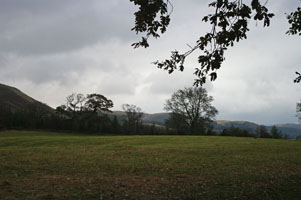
[165,87,218,134]
[65,93,86,112]
[122,104,144,134]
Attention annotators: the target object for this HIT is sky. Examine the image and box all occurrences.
[0,0,300,125]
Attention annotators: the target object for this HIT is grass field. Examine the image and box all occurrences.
[0,130,301,200]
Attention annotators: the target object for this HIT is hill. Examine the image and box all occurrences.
[213,121,301,139]
[0,83,53,112]
[142,112,170,125]
[214,120,258,133]
[112,111,301,139]
[266,124,301,139]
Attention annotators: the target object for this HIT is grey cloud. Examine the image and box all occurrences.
[97,75,137,96]
[273,0,300,12]
[0,0,136,55]
[147,72,190,95]
[0,54,87,85]
[217,106,298,125]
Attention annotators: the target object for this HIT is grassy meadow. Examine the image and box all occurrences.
[0,130,301,200]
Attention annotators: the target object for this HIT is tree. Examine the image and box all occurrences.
[27,102,52,128]
[288,6,301,120]
[270,125,282,139]
[57,93,113,114]
[164,87,218,134]
[111,116,122,134]
[289,7,301,83]
[256,125,270,138]
[66,93,86,112]
[165,112,189,135]
[56,93,114,133]
[296,101,301,122]
[122,104,144,134]
[130,0,276,86]
[85,93,113,113]
[221,126,254,137]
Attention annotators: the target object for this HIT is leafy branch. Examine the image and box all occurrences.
[130,0,172,48]
[131,0,274,86]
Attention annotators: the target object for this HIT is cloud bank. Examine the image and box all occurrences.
[0,0,300,125]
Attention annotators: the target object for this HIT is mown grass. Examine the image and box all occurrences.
[0,130,300,200]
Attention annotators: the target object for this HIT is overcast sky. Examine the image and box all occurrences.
[0,0,300,125]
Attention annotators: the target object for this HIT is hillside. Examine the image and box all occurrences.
[0,83,53,112]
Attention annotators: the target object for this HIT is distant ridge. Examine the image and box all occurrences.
[214,120,258,133]
[111,111,301,139]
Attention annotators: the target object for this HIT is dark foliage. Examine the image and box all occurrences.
[220,126,254,137]
[256,125,270,138]
[287,7,301,36]
[122,104,144,134]
[296,101,301,122]
[85,94,113,113]
[164,87,218,135]
[130,0,171,48]
[270,125,282,139]
[165,113,190,135]
[294,71,301,83]
[0,93,116,135]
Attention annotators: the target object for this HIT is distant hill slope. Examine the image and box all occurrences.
[0,83,53,112]
[142,113,170,125]
[213,121,301,139]
[266,124,301,139]
[111,111,301,139]
[214,120,259,133]
[110,111,169,126]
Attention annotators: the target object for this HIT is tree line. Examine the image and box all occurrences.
[0,87,285,139]
[0,92,163,135]
[221,125,286,139]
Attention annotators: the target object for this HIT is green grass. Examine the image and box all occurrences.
[0,130,301,200]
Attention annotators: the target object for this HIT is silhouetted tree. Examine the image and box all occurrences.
[165,113,188,135]
[297,101,301,122]
[270,125,282,139]
[56,93,114,133]
[66,93,86,112]
[221,126,254,137]
[256,125,270,138]
[122,104,144,134]
[85,94,113,113]
[111,116,122,134]
[164,87,218,134]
